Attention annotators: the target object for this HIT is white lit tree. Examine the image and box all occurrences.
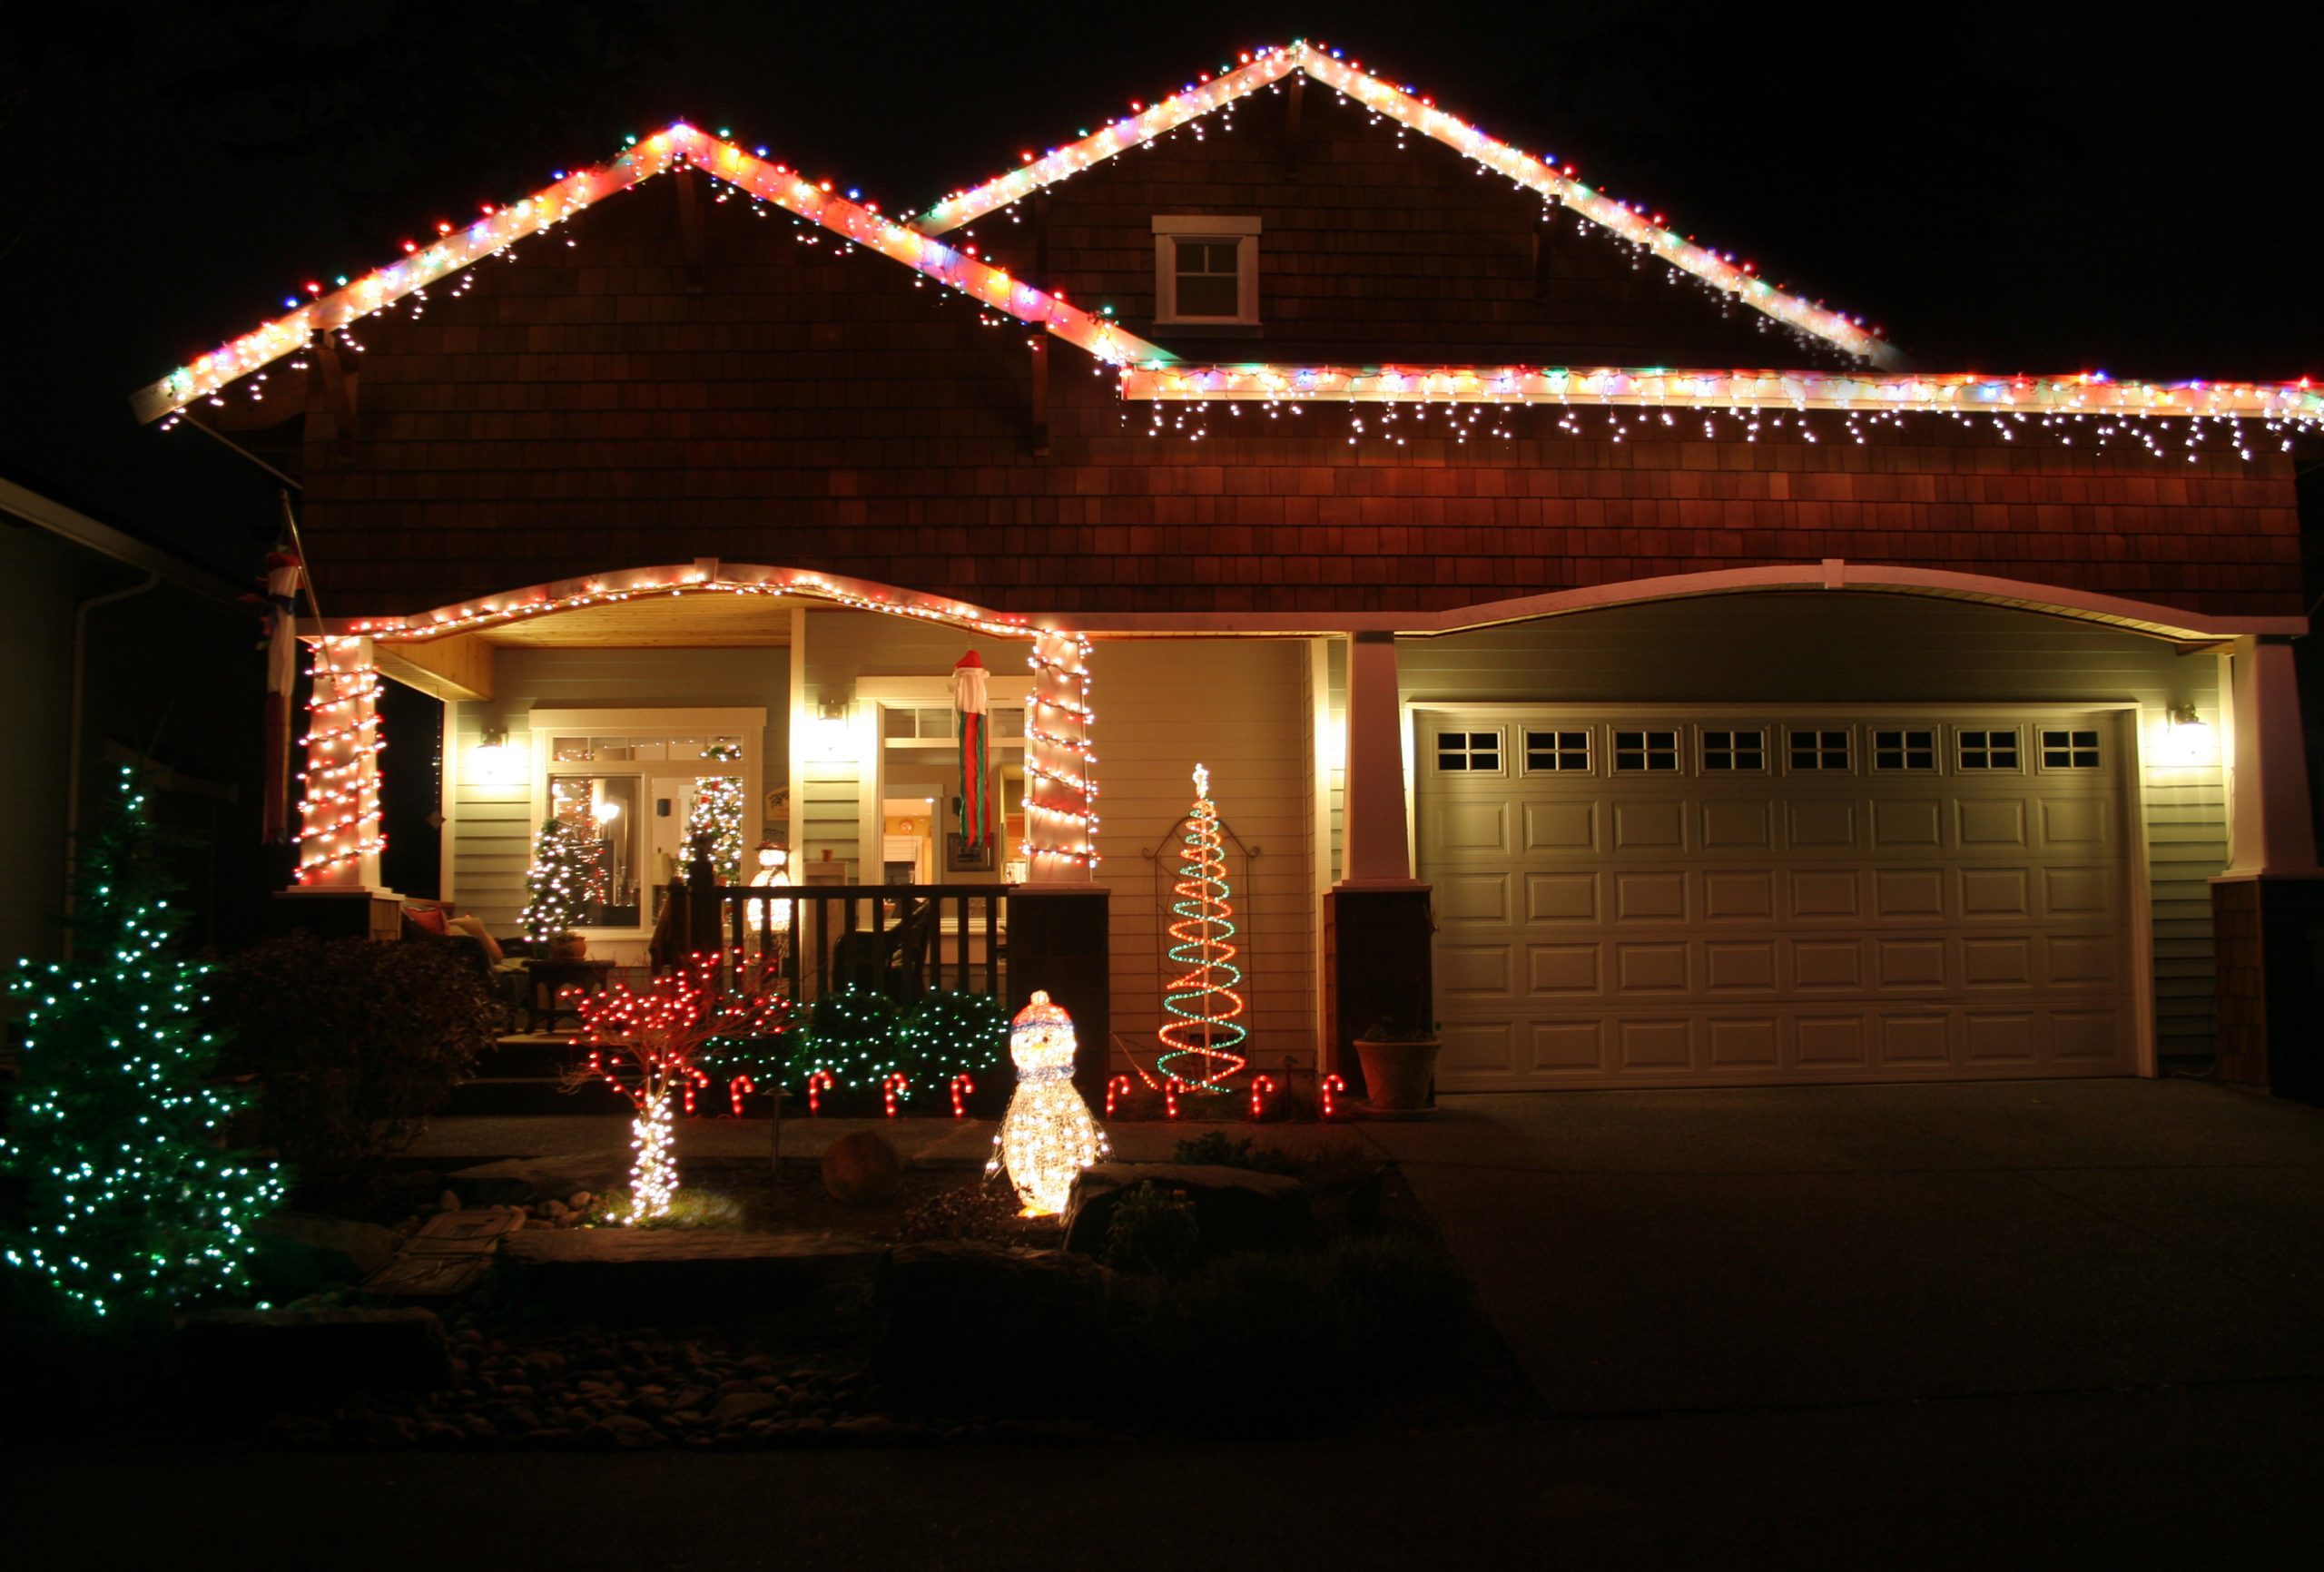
[520,813,597,942]
[686,743,746,883]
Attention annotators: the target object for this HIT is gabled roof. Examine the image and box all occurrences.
[130,45,2320,437]
[131,126,1175,424]
[912,41,1900,368]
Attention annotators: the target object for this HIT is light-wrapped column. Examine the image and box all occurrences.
[1025,628,1097,880]
[294,635,385,889]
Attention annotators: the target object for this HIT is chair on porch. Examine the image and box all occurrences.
[827,897,937,1002]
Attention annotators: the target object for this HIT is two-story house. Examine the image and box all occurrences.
[132,44,2322,1098]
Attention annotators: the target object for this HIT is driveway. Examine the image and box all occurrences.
[1368,1078,2324,1414]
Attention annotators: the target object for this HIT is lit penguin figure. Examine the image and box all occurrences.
[989,991,1109,1216]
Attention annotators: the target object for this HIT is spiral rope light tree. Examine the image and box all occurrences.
[1157,764,1249,1090]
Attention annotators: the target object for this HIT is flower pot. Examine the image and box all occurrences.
[1354,1036,1441,1112]
[547,931,587,961]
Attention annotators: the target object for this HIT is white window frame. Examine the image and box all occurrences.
[1610,727,1684,774]
[1521,726,1594,777]
[1870,725,1941,773]
[527,706,766,938]
[1697,725,1768,773]
[2034,725,2104,772]
[1433,726,1506,776]
[1153,215,1261,327]
[1955,725,2024,773]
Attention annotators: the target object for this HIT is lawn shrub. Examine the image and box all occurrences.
[1104,1184,1200,1275]
[211,933,494,1194]
[1169,1131,1302,1175]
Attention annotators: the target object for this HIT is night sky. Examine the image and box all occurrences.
[6,1,2317,583]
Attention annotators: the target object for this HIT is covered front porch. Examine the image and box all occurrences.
[285,564,1348,1089]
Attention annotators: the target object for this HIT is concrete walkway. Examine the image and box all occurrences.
[1379,1077,2324,1414]
[411,1078,2324,1419]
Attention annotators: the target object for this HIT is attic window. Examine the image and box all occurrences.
[1153,215,1260,329]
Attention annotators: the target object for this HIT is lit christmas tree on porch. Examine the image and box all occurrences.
[686,743,746,884]
[520,811,597,942]
[1157,763,1249,1090]
[3,769,285,1319]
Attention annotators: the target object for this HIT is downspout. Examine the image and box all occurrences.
[64,571,162,947]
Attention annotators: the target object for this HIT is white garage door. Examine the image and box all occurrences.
[1418,708,2136,1088]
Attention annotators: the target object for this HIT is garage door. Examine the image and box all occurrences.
[1418,708,2136,1088]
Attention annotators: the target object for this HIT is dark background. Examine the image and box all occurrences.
[4,1,2318,584]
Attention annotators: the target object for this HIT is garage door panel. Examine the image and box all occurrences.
[1873,868,1945,920]
[1617,1018,1695,1072]
[1705,940,1777,993]
[1612,870,1688,922]
[1522,801,1598,854]
[1797,1015,1870,1067]
[1787,800,1857,850]
[1531,1020,1605,1074]
[1708,1017,1780,1068]
[1528,943,1602,996]
[1701,800,1774,850]
[1959,866,2033,919]
[1956,798,2030,849]
[1526,871,1600,922]
[1419,705,2133,1090]
[1615,942,1690,995]
[1874,938,1948,989]
[1872,798,1945,850]
[1793,939,1865,991]
[1436,871,1512,924]
[1788,869,1863,920]
[1705,870,1777,922]
[1440,943,1515,999]
[1613,800,1687,851]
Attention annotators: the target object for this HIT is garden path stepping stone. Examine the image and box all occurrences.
[405,1208,526,1253]
[364,1252,495,1299]
[499,1228,883,1304]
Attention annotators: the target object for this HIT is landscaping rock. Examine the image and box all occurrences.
[447,1157,624,1207]
[1063,1164,1312,1260]
[874,1243,1109,1401]
[249,1213,401,1297]
[709,1390,785,1427]
[498,1228,881,1306]
[175,1307,454,1401]
[821,1130,902,1205]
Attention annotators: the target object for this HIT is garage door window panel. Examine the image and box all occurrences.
[1612,729,1681,773]
[1787,728,1852,772]
[1873,728,1938,772]
[2038,729,2102,771]
[1435,729,1503,774]
[1956,728,2021,771]
[1523,729,1592,774]
[1701,728,1768,771]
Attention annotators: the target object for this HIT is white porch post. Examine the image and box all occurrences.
[1340,631,1420,888]
[1024,627,1097,881]
[2224,634,2319,876]
[295,634,386,889]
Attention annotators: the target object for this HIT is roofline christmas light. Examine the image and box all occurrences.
[133,125,1171,424]
[1118,364,2324,425]
[914,39,1899,368]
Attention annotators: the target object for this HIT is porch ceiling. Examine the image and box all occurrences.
[477,593,792,648]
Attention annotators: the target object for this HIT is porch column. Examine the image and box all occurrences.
[295,634,386,889]
[2211,634,2324,1100]
[1015,627,1108,1098]
[1326,632,1433,1095]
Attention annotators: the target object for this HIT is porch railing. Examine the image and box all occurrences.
[686,881,1010,1002]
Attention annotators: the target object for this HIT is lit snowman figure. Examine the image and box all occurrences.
[989,990,1110,1216]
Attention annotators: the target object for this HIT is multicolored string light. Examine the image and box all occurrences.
[1157,764,1249,1090]
[567,954,788,1221]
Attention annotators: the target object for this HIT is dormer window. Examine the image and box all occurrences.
[1153,215,1260,328]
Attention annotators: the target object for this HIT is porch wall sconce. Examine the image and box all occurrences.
[813,699,854,760]
[2165,703,2217,766]
[471,725,517,786]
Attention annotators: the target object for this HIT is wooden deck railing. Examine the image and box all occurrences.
[684,880,1009,1001]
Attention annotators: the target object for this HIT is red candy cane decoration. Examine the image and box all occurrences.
[1249,1075,1277,1121]
[1321,1074,1345,1120]
[729,1075,754,1119]
[1105,1074,1135,1119]
[807,1068,833,1115]
[950,1073,976,1118]
[882,1072,909,1118]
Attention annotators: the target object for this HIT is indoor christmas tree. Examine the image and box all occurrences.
[3,768,285,1319]
[520,811,597,942]
[1157,763,1249,1090]
[686,744,746,884]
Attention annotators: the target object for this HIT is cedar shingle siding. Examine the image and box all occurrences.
[294,88,2304,621]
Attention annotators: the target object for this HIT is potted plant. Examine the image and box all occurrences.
[1354,1015,1441,1113]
